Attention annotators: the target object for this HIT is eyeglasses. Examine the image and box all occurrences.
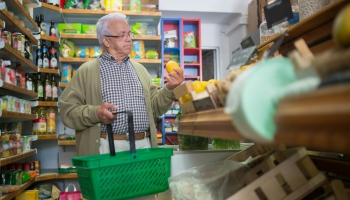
[105,32,135,40]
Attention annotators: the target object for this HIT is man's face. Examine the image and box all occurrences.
[105,19,132,57]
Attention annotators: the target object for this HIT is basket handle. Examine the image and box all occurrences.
[106,110,136,157]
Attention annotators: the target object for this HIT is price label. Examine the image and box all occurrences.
[264,0,293,29]
[227,46,256,70]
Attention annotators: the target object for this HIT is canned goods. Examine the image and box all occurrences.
[2,31,12,46]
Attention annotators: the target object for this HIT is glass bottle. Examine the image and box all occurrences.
[46,107,56,134]
[44,73,52,101]
[32,107,38,135]
[39,14,46,35]
[42,40,49,68]
[51,75,58,102]
[49,42,58,69]
[49,20,56,37]
[37,73,44,101]
[37,107,47,135]
[32,73,37,92]
[25,73,32,91]
[36,45,43,68]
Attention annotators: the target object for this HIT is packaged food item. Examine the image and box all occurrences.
[37,107,47,135]
[82,24,97,34]
[184,31,197,48]
[64,0,84,9]
[57,23,82,34]
[61,64,72,83]
[90,46,102,58]
[76,46,90,58]
[103,0,111,10]
[46,107,56,134]
[145,50,158,59]
[59,39,76,58]
[2,131,10,158]
[130,0,141,11]
[130,40,145,59]
[0,97,8,110]
[131,22,148,35]
[13,97,20,112]
[110,0,122,11]
[85,0,102,9]
[298,0,331,21]
[5,67,16,85]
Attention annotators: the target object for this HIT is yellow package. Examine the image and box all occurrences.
[76,46,90,58]
[130,40,145,59]
[90,46,103,58]
[111,0,122,11]
[61,64,72,83]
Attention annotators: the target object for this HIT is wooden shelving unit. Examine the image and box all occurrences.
[59,57,161,64]
[37,101,58,107]
[57,173,78,179]
[0,9,38,44]
[58,140,76,146]
[179,83,350,155]
[12,0,39,30]
[0,80,38,99]
[61,9,161,17]
[36,173,57,181]
[37,135,57,140]
[0,178,36,200]
[60,33,161,41]
[1,44,38,72]
[40,2,60,12]
[40,35,60,43]
[0,149,36,166]
[0,111,37,123]
[38,68,59,74]
[257,0,347,55]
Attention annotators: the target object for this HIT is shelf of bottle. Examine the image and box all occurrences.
[0,110,37,123]
[40,35,60,43]
[9,0,39,31]
[0,178,36,200]
[0,149,37,167]
[37,134,57,140]
[1,44,38,73]
[40,2,60,12]
[59,57,161,64]
[60,33,161,41]
[0,9,38,44]
[38,68,59,74]
[58,140,76,146]
[0,80,38,100]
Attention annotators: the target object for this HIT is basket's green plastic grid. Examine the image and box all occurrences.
[72,111,173,200]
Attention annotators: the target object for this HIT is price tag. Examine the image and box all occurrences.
[227,46,256,70]
[264,0,293,29]
[240,36,255,49]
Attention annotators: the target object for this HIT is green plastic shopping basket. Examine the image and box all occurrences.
[72,111,173,200]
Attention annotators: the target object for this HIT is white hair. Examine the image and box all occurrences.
[96,13,128,45]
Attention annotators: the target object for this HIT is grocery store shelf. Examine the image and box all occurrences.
[0,9,38,44]
[58,140,76,146]
[0,110,37,123]
[0,149,37,167]
[257,0,347,54]
[7,0,39,31]
[0,178,36,200]
[38,67,59,74]
[59,57,161,64]
[179,83,350,154]
[57,173,78,179]
[60,33,161,40]
[37,101,58,107]
[40,2,60,12]
[37,135,57,140]
[0,80,38,99]
[61,9,161,16]
[1,44,38,72]
[40,35,60,43]
[36,173,57,181]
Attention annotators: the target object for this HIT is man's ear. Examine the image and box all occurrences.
[102,36,110,48]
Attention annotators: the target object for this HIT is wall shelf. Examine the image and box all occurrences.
[36,172,78,181]
[40,2,60,12]
[0,80,38,100]
[0,178,36,200]
[1,44,38,72]
[38,68,59,74]
[0,110,37,123]
[0,9,38,44]
[57,173,78,179]
[40,35,60,43]
[7,0,39,31]
[37,101,58,107]
[60,33,161,41]
[0,149,37,166]
[58,140,76,146]
[37,135,57,140]
[59,57,161,64]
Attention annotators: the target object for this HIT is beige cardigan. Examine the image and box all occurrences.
[59,58,175,156]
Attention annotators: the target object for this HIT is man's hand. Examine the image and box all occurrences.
[96,103,118,124]
[165,67,184,91]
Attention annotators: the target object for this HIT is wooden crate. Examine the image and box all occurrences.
[227,147,327,200]
[173,81,196,115]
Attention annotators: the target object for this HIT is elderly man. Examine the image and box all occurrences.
[60,13,184,156]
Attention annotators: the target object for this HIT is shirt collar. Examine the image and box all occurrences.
[101,52,130,64]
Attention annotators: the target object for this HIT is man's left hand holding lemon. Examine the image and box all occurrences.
[165,67,184,91]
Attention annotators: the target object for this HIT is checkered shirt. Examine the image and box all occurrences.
[99,52,149,134]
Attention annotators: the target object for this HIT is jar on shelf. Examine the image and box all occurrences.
[298,0,331,21]
[2,131,10,158]
[259,11,281,44]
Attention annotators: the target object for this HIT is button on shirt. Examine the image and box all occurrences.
[100,52,149,134]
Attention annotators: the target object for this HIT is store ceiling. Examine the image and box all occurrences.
[161,11,241,25]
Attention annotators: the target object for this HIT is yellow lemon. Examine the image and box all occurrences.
[208,79,218,84]
[201,81,208,87]
[193,81,205,93]
[182,93,191,103]
[166,61,181,73]
[333,3,350,48]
